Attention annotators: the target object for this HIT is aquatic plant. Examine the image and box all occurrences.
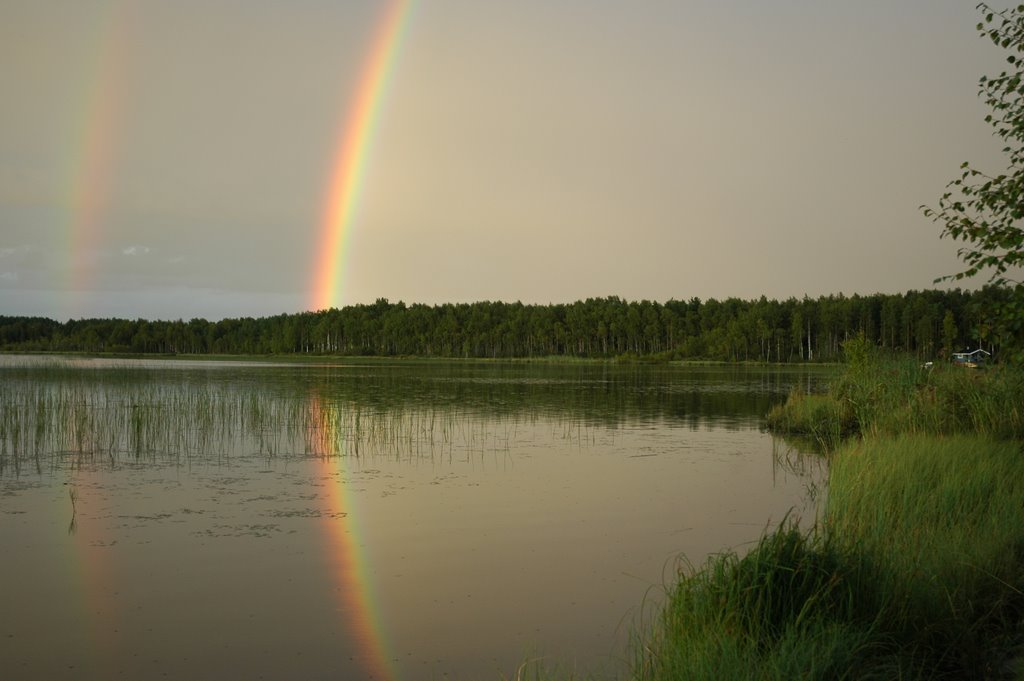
[0,363,546,476]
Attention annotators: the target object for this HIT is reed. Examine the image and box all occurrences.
[0,365,536,473]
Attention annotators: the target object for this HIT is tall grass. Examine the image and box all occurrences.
[634,435,1024,680]
[763,391,854,451]
[767,355,1024,445]
[824,434,1024,675]
[833,361,1024,439]
[634,523,885,681]
[521,346,1024,679]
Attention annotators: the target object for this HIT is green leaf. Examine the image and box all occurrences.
[925,4,1024,361]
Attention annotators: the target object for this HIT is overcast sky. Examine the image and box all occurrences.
[0,0,1011,321]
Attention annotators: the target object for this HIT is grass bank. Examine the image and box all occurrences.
[627,349,1024,680]
[765,357,1024,449]
[635,434,1024,680]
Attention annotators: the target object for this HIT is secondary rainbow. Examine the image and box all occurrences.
[65,0,130,317]
[58,2,128,665]
[311,0,415,312]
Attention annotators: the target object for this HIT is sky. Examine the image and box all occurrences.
[0,0,1013,322]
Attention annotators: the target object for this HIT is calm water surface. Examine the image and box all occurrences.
[0,357,828,680]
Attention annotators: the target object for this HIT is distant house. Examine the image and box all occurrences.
[952,349,991,368]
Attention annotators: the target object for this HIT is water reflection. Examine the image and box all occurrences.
[308,394,396,681]
[0,358,830,474]
[0,356,830,680]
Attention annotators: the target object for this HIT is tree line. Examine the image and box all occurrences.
[0,287,1017,362]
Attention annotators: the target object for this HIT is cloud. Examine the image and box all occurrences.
[0,245,32,259]
[122,245,152,256]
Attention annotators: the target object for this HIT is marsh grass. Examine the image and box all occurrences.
[634,524,885,681]
[767,356,1024,446]
[833,361,1024,439]
[634,434,1024,680]
[684,350,1024,679]
[764,390,854,451]
[824,434,1024,674]
[0,364,539,475]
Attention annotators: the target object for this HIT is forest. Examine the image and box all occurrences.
[0,287,1014,362]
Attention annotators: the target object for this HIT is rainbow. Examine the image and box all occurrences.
[65,0,130,318]
[307,395,397,680]
[311,0,415,312]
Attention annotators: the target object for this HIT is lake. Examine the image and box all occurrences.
[0,356,827,680]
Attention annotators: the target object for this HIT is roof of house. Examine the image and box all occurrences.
[952,349,991,359]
